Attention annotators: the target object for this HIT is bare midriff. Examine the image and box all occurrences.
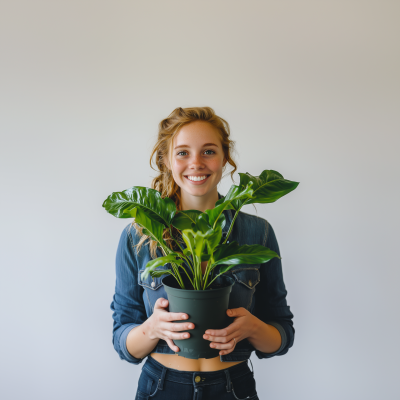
[150,353,245,371]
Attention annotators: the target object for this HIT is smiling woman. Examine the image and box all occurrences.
[109,107,294,400]
[164,120,228,211]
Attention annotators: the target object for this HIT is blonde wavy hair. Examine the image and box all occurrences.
[131,106,238,258]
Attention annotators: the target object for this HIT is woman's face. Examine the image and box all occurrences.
[166,120,226,198]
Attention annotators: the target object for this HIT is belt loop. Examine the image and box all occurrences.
[248,358,254,374]
[224,370,232,392]
[157,366,167,390]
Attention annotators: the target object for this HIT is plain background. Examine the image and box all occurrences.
[1,1,399,399]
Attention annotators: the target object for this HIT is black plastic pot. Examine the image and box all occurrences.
[162,273,236,359]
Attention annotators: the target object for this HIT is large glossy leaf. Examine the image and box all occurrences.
[237,170,299,206]
[102,186,176,226]
[182,229,197,261]
[141,253,183,280]
[209,184,254,228]
[205,226,223,255]
[171,210,202,230]
[130,207,168,250]
[210,241,280,274]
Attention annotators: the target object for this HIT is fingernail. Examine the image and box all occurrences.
[182,315,187,319]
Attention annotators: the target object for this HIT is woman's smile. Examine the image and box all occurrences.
[184,174,211,184]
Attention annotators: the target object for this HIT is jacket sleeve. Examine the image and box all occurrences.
[253,221,295,359]
[110,224,147,365]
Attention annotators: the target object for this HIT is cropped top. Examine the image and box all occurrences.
[110,193,295,365]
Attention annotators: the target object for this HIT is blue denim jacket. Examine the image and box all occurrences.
[110,193,295,365]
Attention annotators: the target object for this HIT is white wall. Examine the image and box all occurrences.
[1,1,399,399]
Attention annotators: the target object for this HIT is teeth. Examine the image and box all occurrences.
[187,175,208,181]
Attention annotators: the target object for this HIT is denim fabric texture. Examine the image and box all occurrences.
[110,192,295,365]
[135,355,259,400]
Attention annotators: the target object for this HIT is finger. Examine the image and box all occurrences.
[164,329,191,340]
[154,298,169,310]
[161,321,194,332]
[203,330,240,343]
[161,312,190,322]
[165,338,180,353]
[209,337,236,351]
[204,328,229,338]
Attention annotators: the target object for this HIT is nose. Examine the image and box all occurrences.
[189,153,205,169]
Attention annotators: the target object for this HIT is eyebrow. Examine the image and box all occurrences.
[174,143,219,149]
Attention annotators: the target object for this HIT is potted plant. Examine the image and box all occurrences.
[103,169,299,359]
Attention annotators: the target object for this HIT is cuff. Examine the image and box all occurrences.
[119,323,145,365]
[255,321,287,359]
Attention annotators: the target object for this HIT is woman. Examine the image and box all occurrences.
[110,107,294,400]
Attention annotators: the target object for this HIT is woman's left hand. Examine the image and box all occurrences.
[203,307,257,356]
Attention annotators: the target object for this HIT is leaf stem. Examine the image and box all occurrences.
[222,199,249,244]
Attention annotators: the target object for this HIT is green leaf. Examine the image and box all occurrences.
[183,247,192,257]
[194,213,214,235]
[201,254,211,262]
[210,241,280,273]
[237,170,299,206]
[102,186,176,226]
[171,210,203,230]
[182,230,196,261]
[141,253,183,280]
[150,269,173,278]
[130,208,168,250]
[207,184,254,228]
[205,226,223,255]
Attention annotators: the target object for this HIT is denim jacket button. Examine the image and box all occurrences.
[248,279,252,287]
[151,281,155,288]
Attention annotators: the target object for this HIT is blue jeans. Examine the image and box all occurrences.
[135,355,259,400]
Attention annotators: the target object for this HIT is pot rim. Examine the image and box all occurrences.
[162,274,235,296]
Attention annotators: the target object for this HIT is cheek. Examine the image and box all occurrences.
[172,160,186,172]
[209,159,224,172]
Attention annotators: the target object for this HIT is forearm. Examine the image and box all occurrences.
[126,317,160,359]
[247,316,282,354]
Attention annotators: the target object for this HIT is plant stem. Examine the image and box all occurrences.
[202,253,215,290]
[169,226,185,253]
[203,271,225,290]
[222,199,249,244]
[178,263,195,288]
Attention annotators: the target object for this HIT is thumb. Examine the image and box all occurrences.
[155,298,168,309]
[227,308,244,317]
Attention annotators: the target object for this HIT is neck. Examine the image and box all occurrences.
[180,188,219,212]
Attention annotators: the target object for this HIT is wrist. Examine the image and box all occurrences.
[247,314,261,340]
[142,315,157,340]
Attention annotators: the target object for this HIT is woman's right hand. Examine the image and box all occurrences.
[146,297,195,352]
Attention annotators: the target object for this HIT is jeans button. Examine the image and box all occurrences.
[195,375,201,383]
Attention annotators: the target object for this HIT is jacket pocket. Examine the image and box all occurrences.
[229,268,260,310]
[138,268,169,315]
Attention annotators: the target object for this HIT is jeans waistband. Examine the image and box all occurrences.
[143,355,253,388]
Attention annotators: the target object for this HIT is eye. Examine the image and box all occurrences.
[176,149,216,156]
